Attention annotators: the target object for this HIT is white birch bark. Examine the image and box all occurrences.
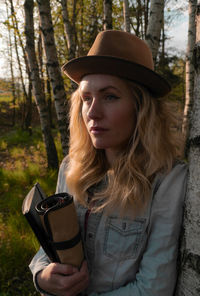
[144,0,150,36]
[5,0,16,126]
[36,0,69,156]
[123,0,130,32]
[9,0,33,129]
[182,0,197,137]
[24,0,58,169]
[175,2,200,295]
[103,0,113,30]
[145,0,164,64]
[60,0,76,60]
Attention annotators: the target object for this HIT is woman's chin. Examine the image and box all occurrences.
[92,141,107,150]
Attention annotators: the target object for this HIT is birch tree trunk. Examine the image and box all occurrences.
[36,0,69,156]
[60,0,76,61]
[37,29,45,92]
[175,2,200,295]
[123,0,130,32]
[10,0,28,128]
[12,19,28,126]
[146,0,164,64]
[182,0,197,138]
[144,0,150,36]
[5,0,16,127]
[24,0,58,170]
[103,0,112,30]
[46,65,54,129]
[159,22,165,67]
[60,0,77,92]
[8,37,16,127]
[9,0,32,130]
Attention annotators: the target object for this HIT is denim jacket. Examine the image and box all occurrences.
[29,159,188,296]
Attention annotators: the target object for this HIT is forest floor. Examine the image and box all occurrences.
[0,92,61,295]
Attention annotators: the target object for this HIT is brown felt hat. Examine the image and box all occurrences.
[62,30,171,97]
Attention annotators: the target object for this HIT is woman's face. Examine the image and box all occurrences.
[79,74,136,161]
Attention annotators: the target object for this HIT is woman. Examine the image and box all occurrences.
[29,30,188,296]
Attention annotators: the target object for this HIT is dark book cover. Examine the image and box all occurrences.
[22,183,84,267]
[22,183,57,261]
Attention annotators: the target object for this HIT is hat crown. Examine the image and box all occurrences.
[88,30,154,71]
[62,30,171,97]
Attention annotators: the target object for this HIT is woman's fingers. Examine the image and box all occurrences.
[50,262,79,275]
[61,261,89,296]
[37,261,89,296]
[60,261,88,287]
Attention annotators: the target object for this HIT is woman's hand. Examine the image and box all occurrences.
[37,260,89,296]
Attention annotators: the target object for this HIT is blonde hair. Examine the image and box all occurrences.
[66,81,183,216]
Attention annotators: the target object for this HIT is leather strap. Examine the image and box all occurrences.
[50,231,81,250]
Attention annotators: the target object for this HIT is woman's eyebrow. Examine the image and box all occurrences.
[99,86,120,93]
[80,86,120,94]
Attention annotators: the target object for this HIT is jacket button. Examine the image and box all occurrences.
[88,233,93,238]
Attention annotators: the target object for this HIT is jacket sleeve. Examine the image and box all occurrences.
[29,157,69,294]
[88,163,188,296]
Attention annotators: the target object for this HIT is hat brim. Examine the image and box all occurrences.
[62,56,171,98]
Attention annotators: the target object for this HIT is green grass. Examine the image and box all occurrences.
[0,139,7,150]
[0,127,62,295]
[0,127,43,147]
[0,94,13,103]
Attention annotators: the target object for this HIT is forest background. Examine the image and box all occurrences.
[0,0,198,295]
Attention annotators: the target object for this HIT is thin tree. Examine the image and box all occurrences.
[60,0,77,61]
[103,0,113,30]
[159,17,166,68]
[182,0,197,138]
[127,0,150,38]
[123,0,130,32]
[175,2,200,295]
[11,17,28,128]
[144,0,150,36]
[60,0,77,93]
[36,0,69,156]
[146,0,165,64]
[9,0,32,130]
[46,65,54,129]
[37,26,54,128]
[131,0,141,37]
[37,28,45,93]
[24,0,58,169]
[5,0,16,126]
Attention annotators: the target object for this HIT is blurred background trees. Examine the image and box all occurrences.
[0,0,187,169]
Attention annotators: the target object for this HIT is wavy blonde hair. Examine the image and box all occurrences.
[66,80,183,216]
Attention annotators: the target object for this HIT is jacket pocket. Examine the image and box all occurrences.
[103,217,146,260]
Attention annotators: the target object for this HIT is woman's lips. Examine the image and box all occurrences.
[90,127,108,134]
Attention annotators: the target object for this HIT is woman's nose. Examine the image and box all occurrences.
[87,99,102,120]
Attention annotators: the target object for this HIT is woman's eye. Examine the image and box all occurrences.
[105,94,119,101]
[82,96,91,102]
